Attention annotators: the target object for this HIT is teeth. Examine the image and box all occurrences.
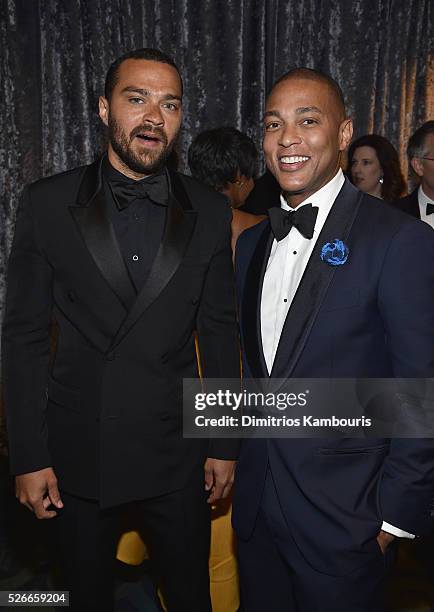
[280,156,309,163]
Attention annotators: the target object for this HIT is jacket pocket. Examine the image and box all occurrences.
[46,376,80,413]
[318,443,389,456]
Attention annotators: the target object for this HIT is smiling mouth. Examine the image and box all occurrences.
[277,155,310,170]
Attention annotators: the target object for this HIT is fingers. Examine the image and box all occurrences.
[206,473,234,503]
[48,479,63,509]
[32,497,57,520]
[17,494,57,518]
[15,469,62,519]
[204,458,236,503]
[221,479,234,499]
[207,479,225,504]
[204,463,214,492]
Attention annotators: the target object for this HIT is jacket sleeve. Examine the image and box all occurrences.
[378,219,434,535]
[196,201,240,460]
[2,186,53,475]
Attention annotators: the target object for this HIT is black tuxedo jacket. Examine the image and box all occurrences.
[391,189,420,219]
[233,180,434,576]
[2,158,240,507]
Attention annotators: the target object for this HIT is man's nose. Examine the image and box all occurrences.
[141,103,164,127]
[279,125,302,148]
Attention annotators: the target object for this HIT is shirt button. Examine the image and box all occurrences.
[132,254,139,262]
[283,298,288,303]
[293,251,297,255]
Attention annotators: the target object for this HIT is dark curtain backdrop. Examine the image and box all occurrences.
[0,0,433,357]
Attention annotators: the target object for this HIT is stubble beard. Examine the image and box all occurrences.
[108,116,178,176]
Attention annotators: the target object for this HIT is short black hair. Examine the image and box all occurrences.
[407,120,434,159]
[104,48,182,100]
[188,127,258,191]
[272,67,346,121]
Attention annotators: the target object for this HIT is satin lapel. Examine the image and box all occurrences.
[271,180,363,380]
[69,159,136,310]
[110,171,197,348]
[241,222,273,378]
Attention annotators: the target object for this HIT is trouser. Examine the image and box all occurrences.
[237,468,391,612]
[53,479,212,612]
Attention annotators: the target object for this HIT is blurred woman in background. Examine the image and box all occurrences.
[348,134,406,201]
[188,127,265,254]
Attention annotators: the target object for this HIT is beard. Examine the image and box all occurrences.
[108,116,178,176]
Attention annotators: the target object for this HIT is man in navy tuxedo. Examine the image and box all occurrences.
[232,68,434,611]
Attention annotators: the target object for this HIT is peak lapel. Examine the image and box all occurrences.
[241,222,273,378]
[271,180,363,380]
[69,158,136,310]
[110,170,197,348]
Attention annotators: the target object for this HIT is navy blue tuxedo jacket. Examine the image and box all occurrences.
[233,179,434,576]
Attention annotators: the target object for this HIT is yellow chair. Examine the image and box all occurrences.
[116,497,239,612]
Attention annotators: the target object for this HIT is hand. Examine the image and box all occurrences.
[376,529,395,555]
[204,458,236,504]
[16,467,63,519]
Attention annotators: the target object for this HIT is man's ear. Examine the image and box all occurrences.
[410,156,424,178]
[339,118,353,152]
[99,96,109,127]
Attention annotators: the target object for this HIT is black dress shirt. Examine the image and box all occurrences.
[102,157,167,293]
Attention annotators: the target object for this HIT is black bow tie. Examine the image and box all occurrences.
[427,203,434,215]
[268,203,319,241]
[110,174,168,210]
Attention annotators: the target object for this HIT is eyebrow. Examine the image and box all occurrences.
[263,110,283,120]
[263,106,322,120]
[295,106,322,114]
[120,87,182,101]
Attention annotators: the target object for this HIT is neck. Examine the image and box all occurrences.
[283,168,341,209]
[421,181,434,201]
[107,146,150,181]
[367,184,383,199]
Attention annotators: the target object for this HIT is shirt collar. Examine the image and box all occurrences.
[418,185,434,207]
[279,169,345,236]
[102,154,167,186]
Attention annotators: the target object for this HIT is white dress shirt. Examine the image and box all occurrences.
[418,185,434,230]
[261,169,344,374]
[260,169,414,540]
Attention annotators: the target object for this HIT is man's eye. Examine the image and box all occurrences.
[265,122,280,130]
[302,118,318,125]
[163,103,178,111]
[129,97,144,104]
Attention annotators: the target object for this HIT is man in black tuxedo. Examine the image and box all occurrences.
[2,48,240,611]
[233,69,434,611]
[392,120,434,229]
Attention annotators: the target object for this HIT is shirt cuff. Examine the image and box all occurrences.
[381,521,415,539]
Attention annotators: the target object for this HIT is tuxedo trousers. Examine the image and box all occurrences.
[237,468,389,612]
[53,479,212,612]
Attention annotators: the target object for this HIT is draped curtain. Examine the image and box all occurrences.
[0,0,433,353]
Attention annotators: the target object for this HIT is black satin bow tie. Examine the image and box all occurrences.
[268,203,319,241]
[110,174,168,210]
[426,203,434,215]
